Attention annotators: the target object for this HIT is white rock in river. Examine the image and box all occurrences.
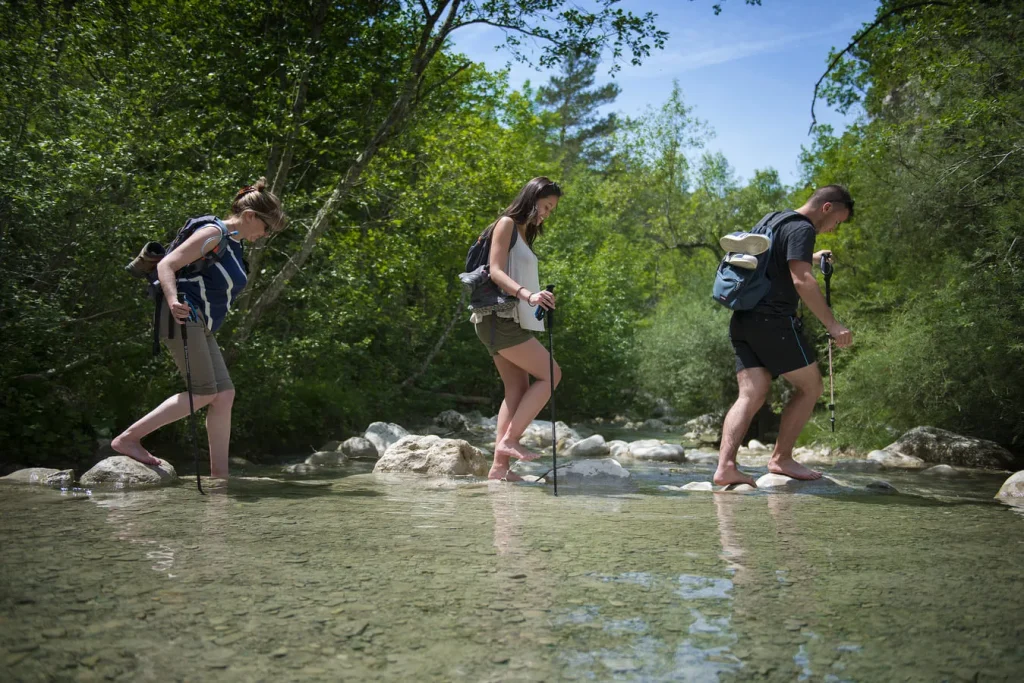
[607,440,630,458]
[625,439,686,463]
[363,422,410,457]
[754,473,847,492]
[80,456,177,488]
[305,451,347,467]
[341,436,379,460]
[373,435,488,477]
[564,435,610,458]
[867,449,927,469]
[555,458,630,480]
[996,471,1024,500]
[921,464,957,476]
[0,468,74,487]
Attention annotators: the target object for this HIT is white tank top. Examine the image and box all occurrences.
[509,233,545,332]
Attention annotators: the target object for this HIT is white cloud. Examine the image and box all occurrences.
[630,27,848,76]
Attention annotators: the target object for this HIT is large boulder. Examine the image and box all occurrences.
[0,468,74,487]
[363,422,410,457]
[80,456,177,488]
[564,434,610,458]
[996,471,1024,501]
[624,439,686,463]
[434,410,470,433]
[885,427,1018,470]
[373,435,489,477]
[341,436,379,460]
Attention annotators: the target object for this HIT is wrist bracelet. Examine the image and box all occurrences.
[515,286,527,301]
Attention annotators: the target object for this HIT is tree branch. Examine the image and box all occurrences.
[809,1,955,133]
[13,354,96,382]
[400,290,466,388]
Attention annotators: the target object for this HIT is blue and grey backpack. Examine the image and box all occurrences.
[711,210,802,310]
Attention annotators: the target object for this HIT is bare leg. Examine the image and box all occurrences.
[205,389,234,478]
[489,356,529,481]
[768,363,824,480]
[493,338,561,467]
[714,368,771,487]
[112,392,216,465]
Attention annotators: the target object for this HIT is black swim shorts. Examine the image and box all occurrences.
[730,311,817,377]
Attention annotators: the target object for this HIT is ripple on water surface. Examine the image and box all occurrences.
[0,464,1021,681]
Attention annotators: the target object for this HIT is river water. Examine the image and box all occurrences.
[1,449,1021,681]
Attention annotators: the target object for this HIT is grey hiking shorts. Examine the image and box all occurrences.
[158,311,233,395]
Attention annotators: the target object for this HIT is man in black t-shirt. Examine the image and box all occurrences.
[715,185,855,488]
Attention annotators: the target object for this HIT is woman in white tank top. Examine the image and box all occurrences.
[470,177,562,481]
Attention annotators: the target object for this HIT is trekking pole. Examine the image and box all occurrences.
[534,285,557,496]
[179,294,205,494]
[819,254,836,432]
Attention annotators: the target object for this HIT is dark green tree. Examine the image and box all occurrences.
[537,53,621,170]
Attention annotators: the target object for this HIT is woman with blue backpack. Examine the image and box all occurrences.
[467,177,561,481]
[112,179,286,479]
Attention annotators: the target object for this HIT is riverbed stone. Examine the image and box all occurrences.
[885,426,1018,470]
[434,410,470,432]
[341,436,378,460]
[305,451,347,467]
[867,449,927,469]
[80,456,177,488]
[996,471,1024,500]
[747,439,767,450]
[520,420,579,450]
[0,468,74,487]
[624,439,686,463]
[642,418,668,431]
[921,464,958,476]
[683,413,722,444]
[554,458,630,481]
[373,435,488,477]
[564,434,609,458]
[320,440,342,452]
[283,463,316,474]
[363,422,410,457]
[607,440,630,458]
[755,473,847,492]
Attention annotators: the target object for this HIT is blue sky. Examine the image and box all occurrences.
[448,0,880,185]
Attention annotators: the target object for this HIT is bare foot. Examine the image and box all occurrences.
[111,435,160,466]
[768,456,822,480]
[494,440,542,462]
[488,466,524,482]
[713,464,757,488]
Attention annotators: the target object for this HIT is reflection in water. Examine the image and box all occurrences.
[0,469,1022,681]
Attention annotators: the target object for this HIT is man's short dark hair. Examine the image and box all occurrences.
[809,184,854,220]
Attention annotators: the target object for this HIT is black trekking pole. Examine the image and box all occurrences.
[819,254,836,432]
[534,284,557,496]
[179,294,205,494]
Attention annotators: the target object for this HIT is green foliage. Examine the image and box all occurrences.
[636,279,735,418]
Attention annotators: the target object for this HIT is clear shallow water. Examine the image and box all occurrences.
[2,458,1022,682]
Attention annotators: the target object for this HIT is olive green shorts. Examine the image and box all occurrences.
[158,309,234,395]
[474,314,534,356]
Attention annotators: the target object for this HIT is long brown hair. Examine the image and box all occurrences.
[485,176,562,246]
